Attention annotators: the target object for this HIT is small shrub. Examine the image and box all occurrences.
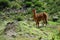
[25,2,32,8]
[0,0,9,10]
[9,1,21,9]
[35,1,42,7]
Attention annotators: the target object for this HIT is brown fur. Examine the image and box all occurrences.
[32,8,48,27]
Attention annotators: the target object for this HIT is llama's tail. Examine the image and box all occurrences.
[43,12,48,25]
[43,12,48,16]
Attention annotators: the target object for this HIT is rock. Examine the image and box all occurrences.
[4,22,17,37]
[52,15,58,22]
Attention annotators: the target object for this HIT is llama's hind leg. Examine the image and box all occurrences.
[45,16,48,25]
[43,20,46,26]
[45,20,48,25]
[44,18,48,25]
[42,22,45,26]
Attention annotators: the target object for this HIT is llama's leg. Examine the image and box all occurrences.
[36,22,39,28]
[45,18,48,25]
[45,20,48,25]
[43,20,48,27]
[42,17,48,26]
[45,16,48,25]
[37,22,39,28]
[42,22,44,26]
[43,20,46,26]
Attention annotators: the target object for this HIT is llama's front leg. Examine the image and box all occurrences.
[36,22,39,28]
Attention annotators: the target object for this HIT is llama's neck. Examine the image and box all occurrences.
[33,11,36,17]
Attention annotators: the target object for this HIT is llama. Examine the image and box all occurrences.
[32,8,48,27]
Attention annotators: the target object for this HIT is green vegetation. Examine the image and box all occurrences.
[0,0,60,40]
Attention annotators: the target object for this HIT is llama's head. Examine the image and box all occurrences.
[32,8,36,13]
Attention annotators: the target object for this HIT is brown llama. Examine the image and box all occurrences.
[32,8,48,27]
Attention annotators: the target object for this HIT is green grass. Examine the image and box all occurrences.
[0,20,60,40]
[48,21,58,25]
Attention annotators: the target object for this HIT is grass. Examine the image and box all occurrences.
[0,20,60,40]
